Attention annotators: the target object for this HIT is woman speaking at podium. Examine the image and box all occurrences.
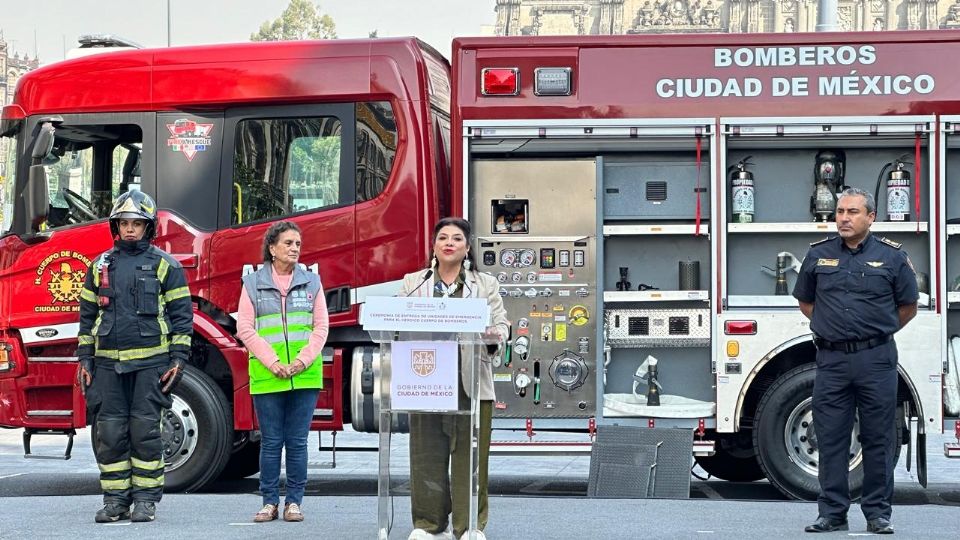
[399,217,510,540]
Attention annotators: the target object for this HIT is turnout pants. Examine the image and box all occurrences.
[409,383,493,538]
[813,340,898,521]
[86,363,172,505]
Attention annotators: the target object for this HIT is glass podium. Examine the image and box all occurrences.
[362,297,489,540]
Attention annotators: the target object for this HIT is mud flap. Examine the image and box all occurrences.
[917,431,927,488]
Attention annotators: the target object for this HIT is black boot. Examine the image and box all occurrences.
[866,518,894,534]
[131,502,156,522]
[804,517,849,533]
[95,503,130,523]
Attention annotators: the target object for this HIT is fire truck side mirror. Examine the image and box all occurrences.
[25,164,50,233]
[31,122,56,160]
[24,121,57,233]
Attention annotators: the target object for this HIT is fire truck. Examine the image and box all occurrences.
[450,30,960,500]
[2,31,959,500]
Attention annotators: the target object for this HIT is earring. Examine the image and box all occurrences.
[431,256,438,269]
[463,259,472,271]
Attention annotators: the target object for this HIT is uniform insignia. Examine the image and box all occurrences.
[879,237,902,249]
[817,258,839,266]
[866,261,884,267]
[810,237,831,246]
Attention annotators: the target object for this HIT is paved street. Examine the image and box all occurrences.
[1,427,957,539]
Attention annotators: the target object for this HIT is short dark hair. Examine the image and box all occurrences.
[262,221,302,263]
[432,217,476,268]
[839,187,877,214]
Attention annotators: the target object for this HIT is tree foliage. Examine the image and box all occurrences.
[250,0,337,41]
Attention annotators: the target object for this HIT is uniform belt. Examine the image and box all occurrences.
[814,334,892,354]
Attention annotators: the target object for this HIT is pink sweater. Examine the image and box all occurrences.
[237,267,330,369]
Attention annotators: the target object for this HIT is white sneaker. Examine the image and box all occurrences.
[460,531,487,540]
[408,529,454,540]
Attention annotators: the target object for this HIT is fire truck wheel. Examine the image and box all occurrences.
[754,364,864,501]
[217,434,261,480]
[92,365,233,492]
[694,431,766,482]
[161,366,233,491]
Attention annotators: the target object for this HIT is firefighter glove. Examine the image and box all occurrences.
[160,356,185,395]
[77,357,94,396]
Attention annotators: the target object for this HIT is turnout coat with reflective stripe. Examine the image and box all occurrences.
[77,242,193,371]
[242,265,324,394]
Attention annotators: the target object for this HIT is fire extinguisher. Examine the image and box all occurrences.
[730,156,754,224]
[875,155,912,222]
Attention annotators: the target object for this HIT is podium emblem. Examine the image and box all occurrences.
[411,349,437,377]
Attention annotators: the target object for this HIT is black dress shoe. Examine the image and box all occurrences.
[866,518,894,534]
[804,517,849,533]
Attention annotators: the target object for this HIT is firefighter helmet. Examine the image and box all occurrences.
[109,191,157,240]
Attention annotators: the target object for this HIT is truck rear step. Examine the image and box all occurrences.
[23,428,75,460]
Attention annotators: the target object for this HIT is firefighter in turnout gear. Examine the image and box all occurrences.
[75,191,193,523]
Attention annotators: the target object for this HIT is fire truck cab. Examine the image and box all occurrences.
[0,37,452,491]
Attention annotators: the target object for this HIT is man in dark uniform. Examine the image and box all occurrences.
[793,187,918,535]
[76,191,193,523]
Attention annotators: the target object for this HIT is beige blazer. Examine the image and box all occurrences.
[399,268,510,400]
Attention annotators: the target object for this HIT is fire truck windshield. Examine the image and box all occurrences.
[0,131,18,235]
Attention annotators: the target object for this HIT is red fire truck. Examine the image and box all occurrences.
[451,30,959,500]
[3,31,960,500]
[0,37,453,491]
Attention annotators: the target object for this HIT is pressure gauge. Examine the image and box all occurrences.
[513,336,530,359]
[496,272,508,283]
[519,249,537,267]
[499,249,517,267]
[515,373,532,389]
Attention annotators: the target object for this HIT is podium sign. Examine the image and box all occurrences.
[390,339,458,411]
[361,296,488,332]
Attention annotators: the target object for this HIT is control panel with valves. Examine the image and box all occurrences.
[471,158,598,418]
[480,236,597,418]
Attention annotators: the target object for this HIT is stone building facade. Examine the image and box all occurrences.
[1,33,39,229]
[0,33,40,107]
[493,0,960,35]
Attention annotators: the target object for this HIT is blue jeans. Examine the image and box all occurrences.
[253,389,319,506]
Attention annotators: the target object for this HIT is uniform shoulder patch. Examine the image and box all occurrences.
[879,236,902,249]
[809,237,831,246]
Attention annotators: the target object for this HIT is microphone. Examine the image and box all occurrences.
[405,269,433,297]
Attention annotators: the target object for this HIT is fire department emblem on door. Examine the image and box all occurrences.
[47,262,86,302]
[34,250,92,311]
[411,349,436,377]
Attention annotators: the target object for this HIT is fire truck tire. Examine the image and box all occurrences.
[754,364,864,501]
[92,366,233,492]
[217,436,261,480]
[694,431,766,482]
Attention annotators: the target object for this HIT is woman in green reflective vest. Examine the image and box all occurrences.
[237,221,329,523]
[400,217,510,540]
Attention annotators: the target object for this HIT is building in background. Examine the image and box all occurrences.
[0,33,39,108]
[0,32,40,229]
[493,0,960,34]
